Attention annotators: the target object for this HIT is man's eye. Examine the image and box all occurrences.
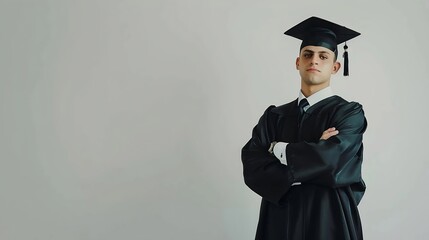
[304,54,311,58]
[320,55,328,60]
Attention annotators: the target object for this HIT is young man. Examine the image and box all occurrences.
[241,17,367,240]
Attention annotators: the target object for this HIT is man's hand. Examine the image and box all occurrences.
[320,127,339,140]
[268,141,277,154]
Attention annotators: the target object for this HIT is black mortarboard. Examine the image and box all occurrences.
[284,16,360,76]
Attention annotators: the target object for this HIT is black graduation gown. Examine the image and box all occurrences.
[241,95,367,240]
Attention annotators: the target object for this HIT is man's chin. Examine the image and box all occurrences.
[303,78,322,85]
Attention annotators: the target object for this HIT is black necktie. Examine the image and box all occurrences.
[298,99,309,125]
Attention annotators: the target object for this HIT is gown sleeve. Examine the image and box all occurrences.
[286,102,367,188]
[241,106,294,205]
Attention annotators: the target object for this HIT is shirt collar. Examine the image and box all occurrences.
[298,86,334,107]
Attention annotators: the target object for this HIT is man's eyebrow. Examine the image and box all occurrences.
[318,51,331,55]
[303,50,314,53]
[302,49,331,55]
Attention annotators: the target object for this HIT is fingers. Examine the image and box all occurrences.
[268,141,277,154]
[325,127,338,133]
[324,127,337,133]
[320,127,339,140]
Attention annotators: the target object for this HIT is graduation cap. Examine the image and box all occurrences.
[284,16,360,76]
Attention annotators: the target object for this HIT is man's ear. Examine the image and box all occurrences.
[296,57,300,70]
[332,61,341,74]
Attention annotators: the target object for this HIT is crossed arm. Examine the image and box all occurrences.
[241,104,367,204]
[269,127,339,157]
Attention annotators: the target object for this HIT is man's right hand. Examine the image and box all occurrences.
[320,127,339,140]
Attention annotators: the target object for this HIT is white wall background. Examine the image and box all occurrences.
[1,0,428,239]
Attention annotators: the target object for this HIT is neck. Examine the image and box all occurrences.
[300,82,330,97]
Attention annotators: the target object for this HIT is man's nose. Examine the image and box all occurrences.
[310,55,319,65]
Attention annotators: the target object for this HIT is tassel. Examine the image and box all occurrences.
[343,42,349,76]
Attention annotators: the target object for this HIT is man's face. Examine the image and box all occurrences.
[296,45,340,88]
